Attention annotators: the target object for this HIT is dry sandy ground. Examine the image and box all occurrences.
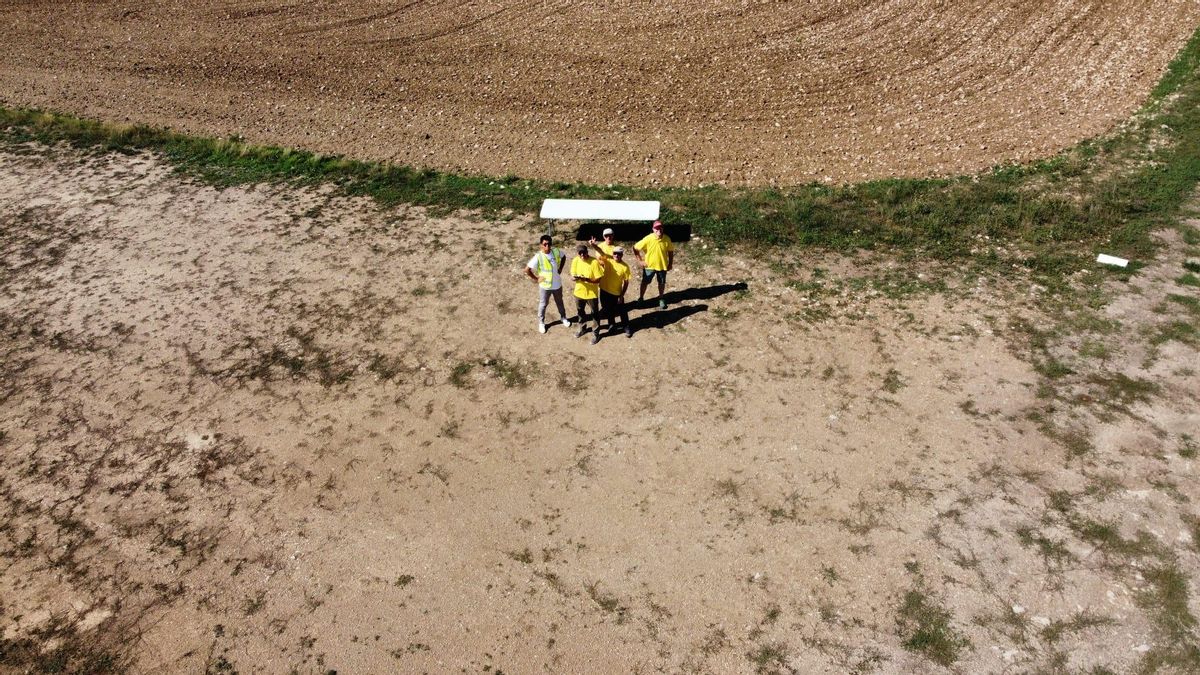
[1,144,1198,673]
[1,1,1197,187]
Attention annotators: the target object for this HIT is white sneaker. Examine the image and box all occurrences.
[561,318,571,327]
[538,322,547,334]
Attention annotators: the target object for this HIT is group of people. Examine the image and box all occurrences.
[524,220,676,344]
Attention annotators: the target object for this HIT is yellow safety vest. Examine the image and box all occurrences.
[536,248,562,289]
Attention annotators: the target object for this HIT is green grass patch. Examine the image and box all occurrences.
[1181,225,1200,246]
[1068,519,1164,560]
[485,356,531,389]
[1167,293,1200,316]
[1078,339,1113,360]
[1135,564,1200,673]
[1150,320,1199,346]
[1030,418,1095,458]
[896,589,970,666]
[1016,526,1077,566]
[448,361,474,388]
[1085,372,1160,407]
[1040,611,1116,644]
[1181,435,1198,460]
[1140,564,1196,638]
[1035,359,1075,379]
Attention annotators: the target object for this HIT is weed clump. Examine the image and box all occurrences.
[584,582,628,623]
[485,356,530,388]
[746,641,790,674]
[896,588,971,666]
[448,361,474,388]
[881,368,906,394]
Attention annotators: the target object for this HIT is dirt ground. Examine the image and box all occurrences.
[1,143,1197,673]
[1,1,1196,187]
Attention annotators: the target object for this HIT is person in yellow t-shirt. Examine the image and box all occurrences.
[633,220,675,310]
[569,244,605,344]
[589,227,618,258]
[598,246,633,337]
[588,229,633,337]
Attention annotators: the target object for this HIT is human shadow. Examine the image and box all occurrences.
[628,281,748,310]
[623,303,708,334]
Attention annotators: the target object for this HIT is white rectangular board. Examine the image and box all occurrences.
[1096,253,1129,268]
[539,199,660,221]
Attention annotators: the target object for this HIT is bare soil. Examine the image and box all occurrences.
[0,1,1196,187]
[2,144,1197,673]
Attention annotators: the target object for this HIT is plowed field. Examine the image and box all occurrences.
[1,1,1197,186]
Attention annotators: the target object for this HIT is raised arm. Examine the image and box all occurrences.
[592,239,616,260]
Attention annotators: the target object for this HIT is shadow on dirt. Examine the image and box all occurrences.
[626,303,708,333]
[657,281,747,304]
[573,222,693,243]
[608,282,748,334]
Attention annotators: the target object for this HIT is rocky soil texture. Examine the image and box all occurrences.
[1,144,1197,672]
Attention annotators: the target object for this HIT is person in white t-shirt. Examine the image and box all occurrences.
[524,234,571,334]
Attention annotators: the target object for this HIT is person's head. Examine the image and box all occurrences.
[539,234,552,250]
[652,220,663,237]
[613,246,624,262]
[602,227,614,242]
[576,243,589,258]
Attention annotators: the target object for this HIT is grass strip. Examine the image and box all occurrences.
[2,28,1200,274]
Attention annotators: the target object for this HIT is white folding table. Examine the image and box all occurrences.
[539,199,661,236]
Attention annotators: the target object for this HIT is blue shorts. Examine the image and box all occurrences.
[642,268,667,284]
